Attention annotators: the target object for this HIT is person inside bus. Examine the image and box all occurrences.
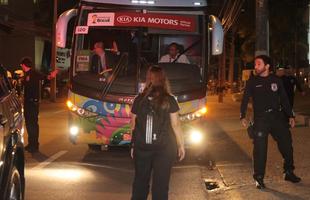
[159,42,190,64]
[90,41,119,74]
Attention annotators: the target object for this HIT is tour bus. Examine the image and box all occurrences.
[57,0,223,152]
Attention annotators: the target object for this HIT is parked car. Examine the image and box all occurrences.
[0,65,24,200]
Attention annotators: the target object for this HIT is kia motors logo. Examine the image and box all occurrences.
[117,15,132,24]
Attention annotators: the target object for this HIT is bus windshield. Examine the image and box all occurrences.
[72,8,205,97]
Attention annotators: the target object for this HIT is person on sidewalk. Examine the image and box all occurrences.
[276,66,305,108]
[130,66,185,200]
[240,55,301,189]
[20,57,58,153]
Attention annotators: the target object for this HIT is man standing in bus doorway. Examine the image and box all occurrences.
[91,41,118,74]
[159,42,190,64]
[240,55,301,189]
[20,57,58,153]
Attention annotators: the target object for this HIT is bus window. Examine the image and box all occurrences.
[159,36,202,67]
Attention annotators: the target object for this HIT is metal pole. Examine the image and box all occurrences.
[50,0,57,102]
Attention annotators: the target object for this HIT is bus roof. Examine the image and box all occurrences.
[81,0,207,7]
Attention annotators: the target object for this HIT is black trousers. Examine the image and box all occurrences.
[24,100,39,148]
[288,95,294,109]
[131,145,176,200]
[253,111,294,179]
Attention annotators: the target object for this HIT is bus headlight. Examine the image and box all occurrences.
[70,126,79,136]
[66,100,98,118]
[180,106,208,122]
[195,107,207,117]
[189,130,203,144]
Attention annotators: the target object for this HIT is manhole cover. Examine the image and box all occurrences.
[204,180,219,190]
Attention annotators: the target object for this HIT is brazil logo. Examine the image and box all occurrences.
[271,83,278,92]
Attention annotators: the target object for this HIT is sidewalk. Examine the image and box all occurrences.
[204,94,310,200]
[295,87,310,115]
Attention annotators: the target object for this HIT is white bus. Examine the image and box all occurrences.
[57,0,223,152]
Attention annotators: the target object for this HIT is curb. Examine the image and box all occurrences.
[295,113,310,127]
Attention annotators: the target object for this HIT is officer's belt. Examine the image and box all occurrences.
[26,98,39,103]
[265,108,281,113]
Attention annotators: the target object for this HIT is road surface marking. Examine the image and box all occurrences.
[216,163,252,167]
[40,109,67,118]
[32,150,68,170]
[78,163,133,173]
[79,162,200,171]
[53,109,67,114]
[173,165,201,169]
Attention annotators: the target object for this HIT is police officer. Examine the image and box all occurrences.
[20,57,58,153]
[277,67,305,108]
[240,55,301,189]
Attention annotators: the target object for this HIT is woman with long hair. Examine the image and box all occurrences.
[130,66,185,200]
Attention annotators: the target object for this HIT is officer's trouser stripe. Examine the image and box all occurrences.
[146,114,153,144]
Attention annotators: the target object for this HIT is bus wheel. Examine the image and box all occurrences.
[88,144,101,151]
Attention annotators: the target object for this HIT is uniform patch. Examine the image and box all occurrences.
[271,83,278,92]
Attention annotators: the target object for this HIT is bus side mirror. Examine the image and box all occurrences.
[209,15,224,55]
[56,9,78,48]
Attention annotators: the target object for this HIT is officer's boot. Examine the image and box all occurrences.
[284,171,301,183]
[254,176,265,189]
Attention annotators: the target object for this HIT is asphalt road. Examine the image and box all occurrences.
[24,99,209,200]
[23,95,310,200]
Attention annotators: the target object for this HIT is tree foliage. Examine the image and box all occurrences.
[235,0,308,67]
[269,0,308,67]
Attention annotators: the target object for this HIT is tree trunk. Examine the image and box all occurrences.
[228,30,235,92]
[255,0,269,56]
[50,0,57,102]
[218,40,226,103]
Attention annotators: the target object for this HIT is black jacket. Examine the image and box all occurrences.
[23,69,46,102]
[240,74,294,119]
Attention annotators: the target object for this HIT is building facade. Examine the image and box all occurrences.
[0,0,51,71]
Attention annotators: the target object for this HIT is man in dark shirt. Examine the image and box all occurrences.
[277,67,305,108]
[240,55,301,189]
[20,57,58,153]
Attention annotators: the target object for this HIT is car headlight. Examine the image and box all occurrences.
[66,100,98,118]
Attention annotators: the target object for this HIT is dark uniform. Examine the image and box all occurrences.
[240,74,296,182]
[23,69,46,151]
[131,94,179,200]
[280,75,303,107]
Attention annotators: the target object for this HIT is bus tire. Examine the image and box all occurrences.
[88,144,101,151]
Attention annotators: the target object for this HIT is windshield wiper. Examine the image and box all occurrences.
[172,39,201,63]
[100,53,128,98]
